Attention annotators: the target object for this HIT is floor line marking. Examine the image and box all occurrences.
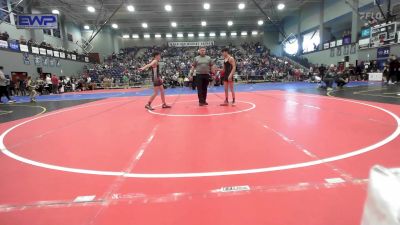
[303,104,320,109]
[0,105,47,117]
[148,100,256,117]
[0,93,399,178]
[86,126,158,225]
[0,179,369,213]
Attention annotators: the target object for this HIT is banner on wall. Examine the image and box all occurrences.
[344,45,350,55]
[39,48,46,55]
[20,44,29,52]
[32,47,39,54]
[377,46,390,58]
[43,57,49,66]
[22,52,30,65]
[350,44,357,54]
[168,41,214,47]
[34,56,41,65]
[0,40,8,48]
[16,14,58,29]
[49,58,55,67]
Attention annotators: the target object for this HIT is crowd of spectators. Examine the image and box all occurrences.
[82,42,309,89]
[5,40,398,102]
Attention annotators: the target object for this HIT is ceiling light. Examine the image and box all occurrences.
[52,9,60,14]
[238,3,245,10]
[241,31,248,36]
[142,23,148,28]
[201,21,207,26]
[87,6,95,12]
[277,3,285,10]
[258,20,264,25]
[199,32,205,37]
[166,33,172,38]
[203,3,210,10]
[209,32,216,37]
[144,34,150,39]
[171,22,177,27]
[165,4,172,11]
[122,34,130,39]
[220,32,227,37]
[83,25,90,30]
[227,21,233,26]
[155,34,162,38]
[252,31,258,35]
[177,33,184,38]
[111,23,118,29]
[231,32,237,36]
[127,5,135,12]
[188,33,194,37]
[132,34,139,39]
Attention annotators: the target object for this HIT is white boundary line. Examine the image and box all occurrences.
[147,100,256,117]
[0,93,399,178]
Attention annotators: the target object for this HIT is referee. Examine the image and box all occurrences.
[190,47,215,106]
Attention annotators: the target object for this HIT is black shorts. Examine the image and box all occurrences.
[153,78,163,87]
[223,75,232,82]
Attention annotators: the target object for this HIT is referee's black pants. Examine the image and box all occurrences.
[196,74,209,104]
[0,86,11,102]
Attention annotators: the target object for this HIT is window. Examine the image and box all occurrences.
[283,34,299,55]
[0,0,10,23]
[53,23,61,38]
[302,29,320,53]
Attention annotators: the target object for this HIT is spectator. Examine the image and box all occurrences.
[388,54,400,84]
[0,66,16,103]
[324,64,336,91]
[45,75,52,94]
[336,70,349,88]
[51,74,59,94]
[26,76,37,102]
[0,31,9,41]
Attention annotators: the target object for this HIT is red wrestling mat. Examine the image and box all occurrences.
[0,90,399,225]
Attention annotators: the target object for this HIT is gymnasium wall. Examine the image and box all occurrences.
[283,0,375,35]
[0,49,88,78]
[263,29,282,56]
[82,28,122,60]
[302,44,400,65]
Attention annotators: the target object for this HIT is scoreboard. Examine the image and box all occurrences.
[370,22,399,47]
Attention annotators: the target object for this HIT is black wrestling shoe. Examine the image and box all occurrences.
[220,100,229,106]
[145,104,155,111]
[204,102,209,105]
[199,103,206,106]
[162,104,171,108]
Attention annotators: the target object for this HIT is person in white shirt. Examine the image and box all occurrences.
[45,75,52,94]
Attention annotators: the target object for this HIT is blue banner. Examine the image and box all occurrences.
[377,46,390,58]
[16,14,58,29]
